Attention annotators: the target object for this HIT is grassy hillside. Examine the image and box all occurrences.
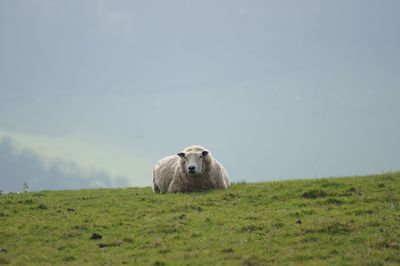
[0,173,399,265]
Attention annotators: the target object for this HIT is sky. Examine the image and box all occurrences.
[0,0,399,192]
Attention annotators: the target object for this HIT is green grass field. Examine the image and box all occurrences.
[1,173,399,265]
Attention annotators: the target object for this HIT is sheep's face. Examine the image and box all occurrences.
[178,150,209,176]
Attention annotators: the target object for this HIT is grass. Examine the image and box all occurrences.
[0,172,399,265]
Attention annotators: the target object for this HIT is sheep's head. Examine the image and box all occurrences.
[178,150,209,176]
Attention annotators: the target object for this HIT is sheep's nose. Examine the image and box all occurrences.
[188,166,196,171]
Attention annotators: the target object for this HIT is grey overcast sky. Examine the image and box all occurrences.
[1,0,399,192]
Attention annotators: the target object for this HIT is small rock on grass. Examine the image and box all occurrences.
[90,233,102,240]
[98,241,122,248]
[98,243,108,248]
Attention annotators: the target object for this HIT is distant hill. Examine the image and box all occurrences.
[0,173,399,265]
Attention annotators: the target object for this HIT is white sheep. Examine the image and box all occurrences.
[153,145,230,193]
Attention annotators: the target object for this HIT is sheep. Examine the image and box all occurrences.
[153,145,230,193]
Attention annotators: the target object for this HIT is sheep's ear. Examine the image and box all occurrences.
[177,152,185,158]
[202,151,209,157]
